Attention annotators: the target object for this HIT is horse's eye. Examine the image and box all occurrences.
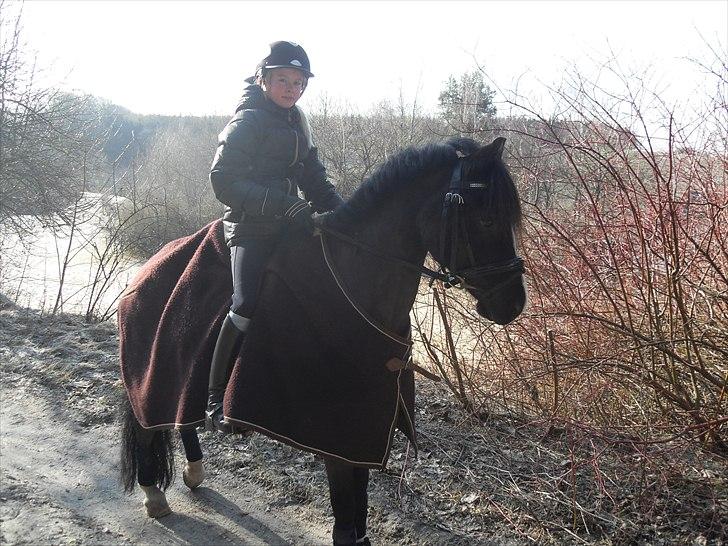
[479,217,493,228]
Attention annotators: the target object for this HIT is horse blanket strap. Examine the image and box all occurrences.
[386,358,441,382]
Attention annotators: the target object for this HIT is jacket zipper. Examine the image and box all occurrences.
[261,188,269,215]
[289,130,299,168]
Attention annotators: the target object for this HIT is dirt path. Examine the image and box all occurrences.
[0,302,461,546]
[1,381,331,545]
[0,301,336,546]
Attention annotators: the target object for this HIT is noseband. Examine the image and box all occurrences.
[437,158,524,291]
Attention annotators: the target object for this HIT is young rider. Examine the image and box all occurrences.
[207,40,344,432]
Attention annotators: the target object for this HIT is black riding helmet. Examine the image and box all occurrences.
[257,41,313,78]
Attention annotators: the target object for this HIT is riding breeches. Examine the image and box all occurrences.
[228,239,277,330]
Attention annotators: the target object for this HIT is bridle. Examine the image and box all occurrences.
[437,157,525,294]
[316,157,525,295]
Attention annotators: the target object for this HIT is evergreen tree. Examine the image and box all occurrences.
[438,71,496,134]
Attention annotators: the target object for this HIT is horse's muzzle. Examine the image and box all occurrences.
[471,275,526,325]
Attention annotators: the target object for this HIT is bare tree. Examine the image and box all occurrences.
[127,116,223,255]
[0,3,95,226]
[309,88,444,198]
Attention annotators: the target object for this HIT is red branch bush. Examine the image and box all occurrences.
[414,52,727,450]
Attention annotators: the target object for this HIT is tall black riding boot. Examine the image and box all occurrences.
[205,315,245,432]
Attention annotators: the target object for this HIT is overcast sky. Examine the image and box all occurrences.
[10,1,728,117]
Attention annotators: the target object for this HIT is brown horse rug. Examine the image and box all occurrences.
[118,220,230,430]
[119,220,416,469]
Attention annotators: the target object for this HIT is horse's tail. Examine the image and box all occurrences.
[119,394,175,493]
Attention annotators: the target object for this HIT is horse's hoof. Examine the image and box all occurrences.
[332,525,357,545]
[140,485,172,518]
[183,459,205,489]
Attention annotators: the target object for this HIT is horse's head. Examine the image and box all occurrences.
[418,137,527,325]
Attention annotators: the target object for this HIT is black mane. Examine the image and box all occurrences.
[328,137,480,226]
[326,137,522,232]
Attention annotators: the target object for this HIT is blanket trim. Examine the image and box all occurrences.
[225,367,405,470]
[121,379,206,431]
[138,419,204,431]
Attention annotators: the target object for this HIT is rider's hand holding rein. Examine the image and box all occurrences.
[284,194,315,234]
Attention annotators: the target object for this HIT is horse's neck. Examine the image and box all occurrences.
[326,202,426,334]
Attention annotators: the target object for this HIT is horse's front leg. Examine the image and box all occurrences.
[325,458,370,546]
[179,428,205,489]
[352,466,369,544]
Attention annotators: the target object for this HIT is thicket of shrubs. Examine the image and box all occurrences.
[412,56,727,450]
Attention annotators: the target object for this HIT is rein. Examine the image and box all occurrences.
[315,223,453,284]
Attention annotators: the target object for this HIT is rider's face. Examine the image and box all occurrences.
[262,68,306,109]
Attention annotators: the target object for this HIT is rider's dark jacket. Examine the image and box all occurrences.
[210,84,343,246]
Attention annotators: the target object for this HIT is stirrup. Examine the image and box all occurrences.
[205,402,230,433]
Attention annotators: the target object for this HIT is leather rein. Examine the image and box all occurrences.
[316,157,525,294]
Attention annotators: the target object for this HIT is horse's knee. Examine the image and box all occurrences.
[140,485,172,518]
[183,459,205,489]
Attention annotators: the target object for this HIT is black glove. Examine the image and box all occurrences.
[283,197,315,234]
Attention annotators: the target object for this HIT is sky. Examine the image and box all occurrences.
[8,0,728,118]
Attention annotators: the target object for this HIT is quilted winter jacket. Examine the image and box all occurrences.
[210,84,343,245]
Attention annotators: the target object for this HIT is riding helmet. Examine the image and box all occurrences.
[257,41,313,78]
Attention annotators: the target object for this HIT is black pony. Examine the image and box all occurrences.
[119,137,526,545]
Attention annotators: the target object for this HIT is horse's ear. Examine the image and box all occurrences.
[472,137,507,161]
[490,137,506,159]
